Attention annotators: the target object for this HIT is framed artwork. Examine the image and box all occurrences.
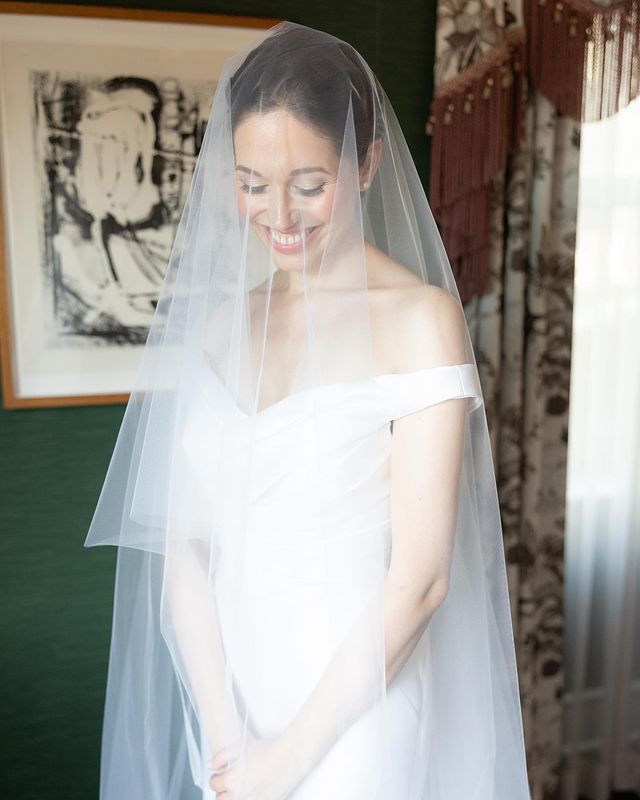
[0,2,280,408]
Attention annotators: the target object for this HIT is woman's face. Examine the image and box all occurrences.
[233,109,343,274]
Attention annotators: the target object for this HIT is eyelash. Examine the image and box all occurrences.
[239,183,326,197]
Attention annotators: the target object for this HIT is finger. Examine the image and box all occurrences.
[207,741,242,770]
[207,744,237,769]
[209,772,228,793]
[210,766,239,795]
[206,754,228,771]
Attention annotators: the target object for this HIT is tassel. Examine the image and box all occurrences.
[426,27,526,302]
[426,0,638,301]
[524,0,640,121]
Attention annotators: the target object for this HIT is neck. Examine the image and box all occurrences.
[274,241,370,295]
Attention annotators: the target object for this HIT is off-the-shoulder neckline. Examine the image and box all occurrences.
[200,362,478,419]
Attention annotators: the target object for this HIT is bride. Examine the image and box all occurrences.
[84,21,532,800]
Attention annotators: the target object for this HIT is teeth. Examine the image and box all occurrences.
[270,227,315,245]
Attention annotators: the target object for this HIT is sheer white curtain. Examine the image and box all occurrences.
[562,98,640,800]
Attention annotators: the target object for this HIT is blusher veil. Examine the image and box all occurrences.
[84,20,532,799]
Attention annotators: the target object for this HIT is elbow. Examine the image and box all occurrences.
[420,576,449,615]
[386,567,449,622]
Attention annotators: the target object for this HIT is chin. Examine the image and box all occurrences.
[272,255,323,276]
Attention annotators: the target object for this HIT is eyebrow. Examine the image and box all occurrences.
[235,165,331,178]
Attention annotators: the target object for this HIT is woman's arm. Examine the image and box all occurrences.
[275,286,471,775]
[163,538,245,753]
[278,391,468,775]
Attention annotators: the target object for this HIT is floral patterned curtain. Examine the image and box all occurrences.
[429,1,639,796]
[430,1,580,797]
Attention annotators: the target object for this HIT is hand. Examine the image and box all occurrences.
[206,733,304,800]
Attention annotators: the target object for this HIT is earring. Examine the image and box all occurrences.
[362,181,369,190]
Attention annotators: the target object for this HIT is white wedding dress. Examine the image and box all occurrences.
[180,362,483,799]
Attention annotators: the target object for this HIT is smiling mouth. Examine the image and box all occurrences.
[262,224,320,247]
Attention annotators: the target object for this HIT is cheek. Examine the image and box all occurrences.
[314,189,337,224]
[236,189,268,223]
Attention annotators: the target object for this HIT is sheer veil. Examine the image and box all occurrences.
[84,20,532,800]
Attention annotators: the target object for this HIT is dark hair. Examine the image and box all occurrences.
[229,25,385,165]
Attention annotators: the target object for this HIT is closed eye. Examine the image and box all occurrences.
[239,182,326,197]
[239,182,267,194]
[293,183,326,196]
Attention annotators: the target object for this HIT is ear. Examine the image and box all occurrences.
[359,137,383,190]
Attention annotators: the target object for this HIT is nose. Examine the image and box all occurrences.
[269,185,298,232]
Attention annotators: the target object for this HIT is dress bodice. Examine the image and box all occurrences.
[180,362,483,549]
[195,362,482,431]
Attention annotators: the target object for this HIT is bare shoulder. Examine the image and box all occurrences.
[390,284,469,371]
[365,244,469,372]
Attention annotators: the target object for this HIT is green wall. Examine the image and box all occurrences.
[0,2,437,797]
